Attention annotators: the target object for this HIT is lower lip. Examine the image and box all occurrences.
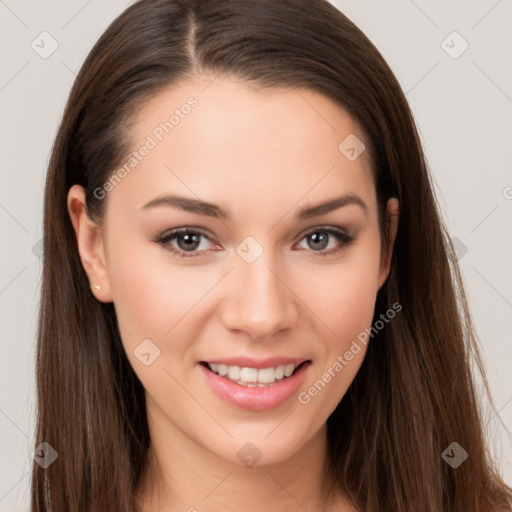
[198,362,311,411]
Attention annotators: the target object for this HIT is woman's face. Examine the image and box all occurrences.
[72,76,398,467]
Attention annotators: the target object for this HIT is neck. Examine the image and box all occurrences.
[134,405,352,512]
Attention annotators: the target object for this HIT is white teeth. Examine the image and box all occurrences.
[284,364,296,377]
[227,366,240,380]
[274,365,285,380]
[206,362,306,385]
[256,367,277,384]
[240,367,258,382]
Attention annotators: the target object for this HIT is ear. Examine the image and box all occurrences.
[377,197,399,290]
[67,184,113,302]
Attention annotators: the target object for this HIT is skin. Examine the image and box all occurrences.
[68,75,399,511]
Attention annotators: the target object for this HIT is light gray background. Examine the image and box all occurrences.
[1,0,511,509]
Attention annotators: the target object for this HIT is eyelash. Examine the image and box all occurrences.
[155,226,355,259]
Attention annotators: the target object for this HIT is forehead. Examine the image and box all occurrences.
[108,76,376,219]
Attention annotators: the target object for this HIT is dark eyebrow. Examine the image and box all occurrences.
[141,193,368,220]
[296,194,368,220]
[141,195,229,219]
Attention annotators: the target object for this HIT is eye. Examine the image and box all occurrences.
[156,228,219,258]
[295,227,355,257]
[155,226,355,259]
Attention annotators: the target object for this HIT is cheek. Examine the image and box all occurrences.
[294,237,380,411]
[105,232,214,349]
[300,237,382,344]
[296,250,380,414]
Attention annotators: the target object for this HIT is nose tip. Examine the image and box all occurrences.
[220,261,298,340]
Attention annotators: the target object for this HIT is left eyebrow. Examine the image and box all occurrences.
[295,193,368,220]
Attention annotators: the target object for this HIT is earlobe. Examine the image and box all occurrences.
[378,197,399,289]
[67,184,113,302]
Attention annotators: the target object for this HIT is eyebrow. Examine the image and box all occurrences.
[141,193,368,220]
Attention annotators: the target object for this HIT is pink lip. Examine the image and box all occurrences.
[201,356,309,369]
[198,360,311,411]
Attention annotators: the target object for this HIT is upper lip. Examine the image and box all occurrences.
[200,356,311,369]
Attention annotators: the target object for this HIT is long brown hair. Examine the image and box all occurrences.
[32,0,512,510]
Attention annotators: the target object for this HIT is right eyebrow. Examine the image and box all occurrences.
[141,194,230,220]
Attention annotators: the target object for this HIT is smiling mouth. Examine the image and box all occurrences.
[199,360,311,388]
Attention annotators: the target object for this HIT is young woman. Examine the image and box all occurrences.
[32,0,512,510]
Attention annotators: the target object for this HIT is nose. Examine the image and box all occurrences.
[220,253,299,340]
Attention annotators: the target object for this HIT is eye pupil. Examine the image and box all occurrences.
[178,233,200,251]
[308,232,328,250]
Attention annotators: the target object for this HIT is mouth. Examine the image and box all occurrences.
[198,358,312,411]
[199,360,311,388]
